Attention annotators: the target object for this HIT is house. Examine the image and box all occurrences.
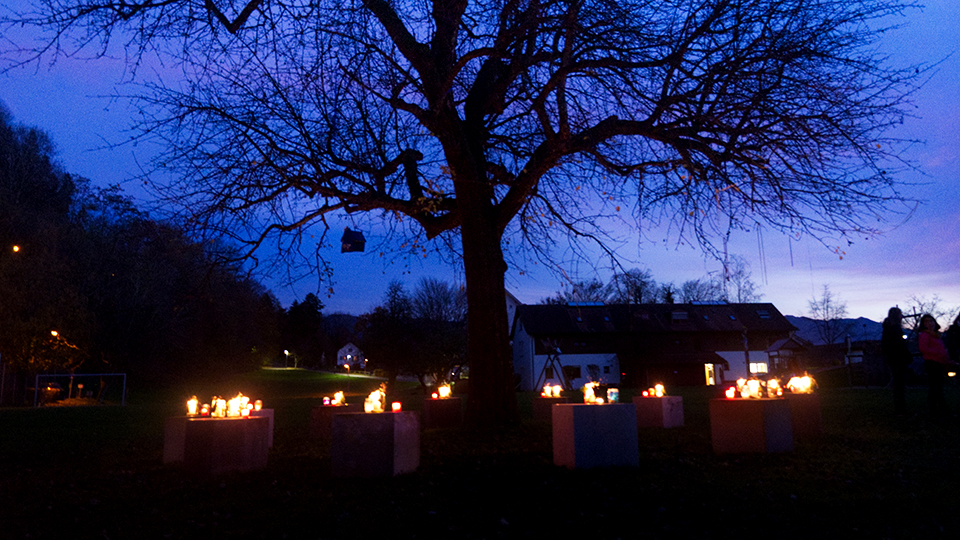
[337,343,364,370]
[511,302,796,391]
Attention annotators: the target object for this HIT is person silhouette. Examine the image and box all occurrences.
[881,307,911,416]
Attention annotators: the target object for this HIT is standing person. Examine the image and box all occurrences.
[917,314,951,419]
[881,307,912,416]
[943,314,960,365]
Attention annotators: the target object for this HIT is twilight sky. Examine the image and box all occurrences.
[2,1,959,321]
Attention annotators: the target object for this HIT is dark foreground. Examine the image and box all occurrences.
[2,370,960,539]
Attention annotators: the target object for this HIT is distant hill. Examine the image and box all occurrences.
[785,315,882,346]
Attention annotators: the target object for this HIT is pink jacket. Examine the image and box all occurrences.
[919,331,950,364]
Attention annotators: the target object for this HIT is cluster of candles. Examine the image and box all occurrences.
[641,384,666,398]
[582,382,619,404]
[724,374,816,399]
[186,393,262,417]
[323,391,345,406]
[541,384,563,398]
[361,384,402,413]
[430,384,452,400]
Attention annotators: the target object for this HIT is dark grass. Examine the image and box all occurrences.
[3,371,960,539]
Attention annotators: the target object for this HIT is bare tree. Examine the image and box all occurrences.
[902,295,959,332]
[679,278,724,304]
[721,255,763,303]
[412,277,466,324]
[808,284,853,345]
[606,268,658,304]
[4,0,921,426]
[542,279,607,304]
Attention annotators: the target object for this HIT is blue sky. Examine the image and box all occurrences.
[2,1,959,320]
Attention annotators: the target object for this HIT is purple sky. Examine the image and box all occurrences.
[2,1,959,320]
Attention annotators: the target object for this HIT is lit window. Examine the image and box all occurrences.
[749,362,768,374]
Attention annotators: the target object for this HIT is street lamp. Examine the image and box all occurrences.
[284,349,289,368]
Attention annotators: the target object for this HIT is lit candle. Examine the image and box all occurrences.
[391,402,402,412]
[431,392,439,399]
[323,397,331,406]
[254,399,262,411]
[187,396,198,416]
[725,387,737,399]
[201,404,210,416]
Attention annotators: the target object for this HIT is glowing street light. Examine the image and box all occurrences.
[284,349,289,368]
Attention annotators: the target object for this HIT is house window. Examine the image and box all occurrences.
[603,366,610,374]
[749,362,768,374]
[757,310,771,319]
[562,366,582,380]
[671,311,688,322]
[704,364,716,386]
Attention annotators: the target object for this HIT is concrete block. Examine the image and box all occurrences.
[633,396,685,428]
[250,408,274,447]
[163,416,188,464]
[533,397,571,423]
[181,416,270,475]
[709,398,793,453]
[422,397,463,429]
[331,412,420,477]
[310,404,358,439]
[552,403,639,469]
[785,393,822,441]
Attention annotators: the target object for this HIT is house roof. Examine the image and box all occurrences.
[513,302,795,338]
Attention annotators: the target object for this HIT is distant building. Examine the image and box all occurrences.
[337,343,364,370]
[511,302,796,391]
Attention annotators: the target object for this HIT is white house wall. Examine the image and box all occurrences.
[517,352,620,392]
[716,350,771,381]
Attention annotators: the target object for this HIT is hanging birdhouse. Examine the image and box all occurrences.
[340,227,366,253]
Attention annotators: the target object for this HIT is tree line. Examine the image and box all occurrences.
[543,258,762,306]
[0,107,291,395]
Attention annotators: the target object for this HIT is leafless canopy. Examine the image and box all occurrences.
[3,0,922,425]
[4,0,919,268]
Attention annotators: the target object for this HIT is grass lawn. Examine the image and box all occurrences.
[2,369,960,539]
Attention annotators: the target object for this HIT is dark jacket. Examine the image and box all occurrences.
[881,318,912,368]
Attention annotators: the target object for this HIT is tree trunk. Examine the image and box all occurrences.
[458,187,519,428]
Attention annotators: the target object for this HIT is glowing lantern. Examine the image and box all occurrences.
[227,395,243,417]
[323,397,331,406]
[431,392,439,399]
[241,404,251,417]
[200,403,210,416]
[187,396,199,416]
[766,379,783,398]
[437,384,452,399]
[725,386,737,399]
[254,399,263,411]
[786,375,816,394]
[606,388,619,403]
[583,382,602,404]
[391,402,402,412]
[215,398,227,417]
[332,391,344,406]
[364,385,385,413]
[542,385,563,398]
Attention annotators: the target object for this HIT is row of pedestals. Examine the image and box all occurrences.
[549,394,821,468]
[164,398,463,477]
[164,393,822,475]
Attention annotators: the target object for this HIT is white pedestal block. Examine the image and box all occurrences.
[552,403,639,469]
[331,412,420,477]
[422,397,463,429]
[785,393,822,441]
[250,408,274,447]
[178,416,271,474]
[533,397,571,423]
[633,396,684,428]
[709,398,793,453]
[310,403,358,439]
